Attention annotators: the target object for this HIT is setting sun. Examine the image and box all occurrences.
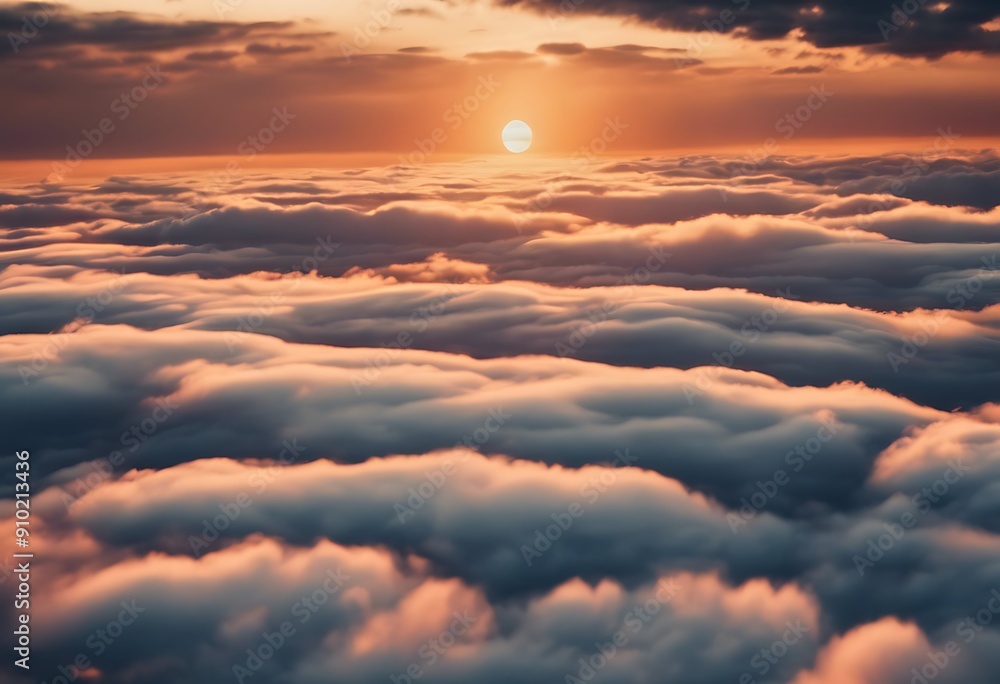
[502,120,532,153]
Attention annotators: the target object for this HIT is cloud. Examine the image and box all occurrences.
[245,43,315,56]
[0,321,949,514]
[0,3,298,58]
[791,618,930,684]
[2,266,998,410]
[0,522,830,684]
[537,42,587,55]
[2,149,1000,683]
[3,153,999,311]
[772,65,825,75]
[493,0,1000,58]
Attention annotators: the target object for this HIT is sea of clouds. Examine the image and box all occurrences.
[2,150,1000,684]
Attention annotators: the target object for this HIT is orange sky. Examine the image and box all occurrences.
[0,0,997,172]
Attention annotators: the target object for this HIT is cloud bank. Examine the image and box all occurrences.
[2,150,999,684]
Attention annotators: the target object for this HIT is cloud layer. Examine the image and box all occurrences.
[2,150,999,684]
[497,0,1000,58]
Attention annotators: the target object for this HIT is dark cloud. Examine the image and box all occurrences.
[537,42,587,55]
[184,49,239,62]
[0,2,296,58]
[245,42,314,56]
[494,0,1000,58]
[839,165,1000,210]
[772,65,825,75]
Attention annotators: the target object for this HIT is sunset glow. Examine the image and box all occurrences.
[2,1,999,683]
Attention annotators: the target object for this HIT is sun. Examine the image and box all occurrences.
[502,120,532,153]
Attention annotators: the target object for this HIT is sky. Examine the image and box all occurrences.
[0,0,999,171]
[1,2,1000,684]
